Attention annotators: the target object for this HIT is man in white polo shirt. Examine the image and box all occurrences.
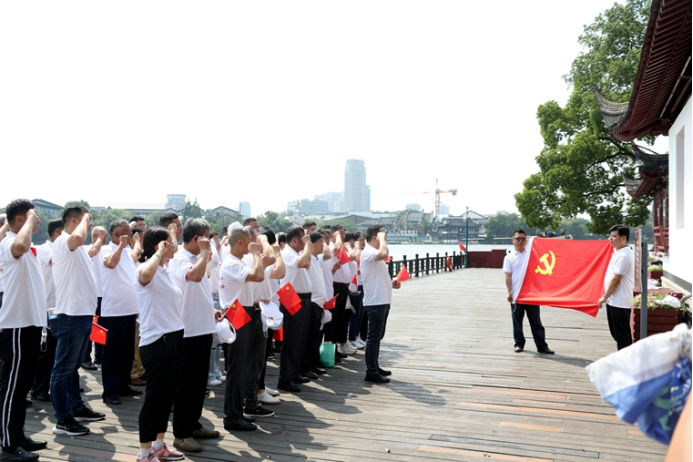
[503,230,553,355]
[326,225,357,358]
[598,224,635,351]
[304,231,328,377]
[31,219,63,404]
[100,219,142,406]
[169,218,221,452]
[0,199,48,461]
[361,225,400,384]
[51,205,106,436]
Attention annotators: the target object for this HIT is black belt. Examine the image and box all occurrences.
[333,282,349,287]
[297,292,311,298]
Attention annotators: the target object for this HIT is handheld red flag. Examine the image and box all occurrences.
[337,247,351,265]
[516,238,612,317]
[396,264,411,282]
[351,274,357,285]
[272,326,284,341]
[277,282,302,315]
[458,241,466,252]
[324,295,338,310]
[384,256,392,263]
[225,299,252,330]
[90,323,107,345]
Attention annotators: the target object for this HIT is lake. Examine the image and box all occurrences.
[385,243,512,261]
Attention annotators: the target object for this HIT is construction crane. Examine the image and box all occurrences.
[424,178,457,217]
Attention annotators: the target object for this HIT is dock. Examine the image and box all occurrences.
[27,268,668,462]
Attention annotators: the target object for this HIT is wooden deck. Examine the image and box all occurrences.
[27,268,668,462]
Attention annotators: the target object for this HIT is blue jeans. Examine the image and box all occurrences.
[348,286,364,342]
[364,304,390,375]
[49,314,92,421]
[511,303,548,349]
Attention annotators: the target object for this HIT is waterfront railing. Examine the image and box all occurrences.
[387,252,465,280]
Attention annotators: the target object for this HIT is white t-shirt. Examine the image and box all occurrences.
[604,246,635,309]
[169,249,216,338]
[100,242,139,317]
[136,265,184,346]
[347,260,358,287]
[330,242,352,283]
[253,262,277,303]
[280,245,311,293]
[209,244,221,294]
[309,255,326,307]
[361,243,392,307]
[0,232,47,328]
[91,247,104,298]
[37,241,56,309]
[502,241,533,303]
[53,231,97,316]
[219,254,254,307]
[321,254,335,300]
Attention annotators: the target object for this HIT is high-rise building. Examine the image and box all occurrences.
[239,201,251,218]
[166,194,186,211]
[287,199,329,215]
[405,203,422,211]
[314,192,344,213]
[344,159,370,212]
[439,204,450,215]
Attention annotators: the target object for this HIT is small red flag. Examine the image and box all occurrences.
[351,274,357,285]
[92,315,99,323]
[516,238,612,317]
[337,247,351,265]
[272,326,284,341]
[225,299,252,330]
[278,282,302,315]
[31,247,37,257]
[384,256,392,263]
[90,323,107,345]
[325,295,338,310]
[458,241,466,252]
[396,264,411,282]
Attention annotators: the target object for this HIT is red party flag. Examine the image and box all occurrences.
[272,326,284,341]
[324,295,338,310]
[90,323,107,345]
[92,315,99,323]
[337,247,351,265]
[351,274,357,285]
[225,299,252,330]
[458,241,466,252]
[396,264,411,282]
[277,282,302,315]
[516,238,612,317]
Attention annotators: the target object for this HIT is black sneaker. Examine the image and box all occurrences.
[73,406,106,422]
[53,417,89,436]
[243,406,275,418]
[1,446,39,461]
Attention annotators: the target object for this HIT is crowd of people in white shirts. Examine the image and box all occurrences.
[0,199,400,462]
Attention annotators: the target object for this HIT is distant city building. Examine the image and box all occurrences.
[287,199,330,215]
[405,203,422,211]
[344,159,370,212]
[315,192,344,213]
[33,198,63,218]
[206,206,243,225]
[439,204,450,215]
[166,194,186,211]
[239,201,251,218]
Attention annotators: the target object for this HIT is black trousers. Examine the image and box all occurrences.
[139,330,183,443]
[244,310,266,411]
[0,326,41,450]
[100,314,137,398]
[301,302,323,373]
[32,324,57,396]
[278,294,310,384]
[324,283,349,343]
[222,306,254,424]
[607,305,633,350]
[511,303,548,349]
[173,333,213,438]
[85,297,103,363]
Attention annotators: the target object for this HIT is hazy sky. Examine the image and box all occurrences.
[1,1,663,217]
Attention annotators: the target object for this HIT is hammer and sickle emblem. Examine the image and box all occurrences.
[535,250,556,275]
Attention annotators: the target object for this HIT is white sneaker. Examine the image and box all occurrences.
[338,343,357,355]
[258,391,281,405]
[208,379,222,386]
[219,375,227,382]
[356,338,367,348]
[265,386,280,397]
[350,340,365,350]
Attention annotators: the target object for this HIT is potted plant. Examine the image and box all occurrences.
[648,264,663,281]
[631,291,685,342]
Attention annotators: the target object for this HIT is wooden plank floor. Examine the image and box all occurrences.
[26,268,668,462]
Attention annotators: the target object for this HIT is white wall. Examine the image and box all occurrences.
[666,96,692,292]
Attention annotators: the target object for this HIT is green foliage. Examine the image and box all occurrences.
[59,200,92,220]
[145,211,165,229]
[34,211,50,245]
[485,213,537,240]
[419,215,434,236]
[257,211,294,234]
[515,0,653,235]
[94,209,132,237]
[317,218,358,233]
[183,199,203,221]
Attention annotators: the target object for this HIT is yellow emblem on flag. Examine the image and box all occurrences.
[535,251,556,276]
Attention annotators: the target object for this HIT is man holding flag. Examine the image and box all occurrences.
[503,230,554,355]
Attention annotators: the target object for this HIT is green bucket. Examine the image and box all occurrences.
[319,342,336,368]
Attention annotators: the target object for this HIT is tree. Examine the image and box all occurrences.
[515,0,653,235]
[94,208,132,234]
[419,215,434,236]
[257,211,294,233]
[183,199,203,221]
[484,213,537,241]
[146,211,166,229]
[34,211,50,246]
[59,200,92,219]
[318,218,358,233]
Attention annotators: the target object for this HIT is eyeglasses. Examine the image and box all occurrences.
[513,237,527,242]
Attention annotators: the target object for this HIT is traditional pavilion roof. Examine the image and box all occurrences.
[621,143,669,197]
[594,0,691,141]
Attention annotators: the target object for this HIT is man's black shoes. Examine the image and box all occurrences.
[103,395,122,405]
[18,438,47,452]
[538,347,555,354]
[1,447,39,461]
[223,419,257,432]
[364,374,390,384]
[277,381,301,393]
[377,368,392,376]
[30,391,50,403]
[81,361,98,371]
